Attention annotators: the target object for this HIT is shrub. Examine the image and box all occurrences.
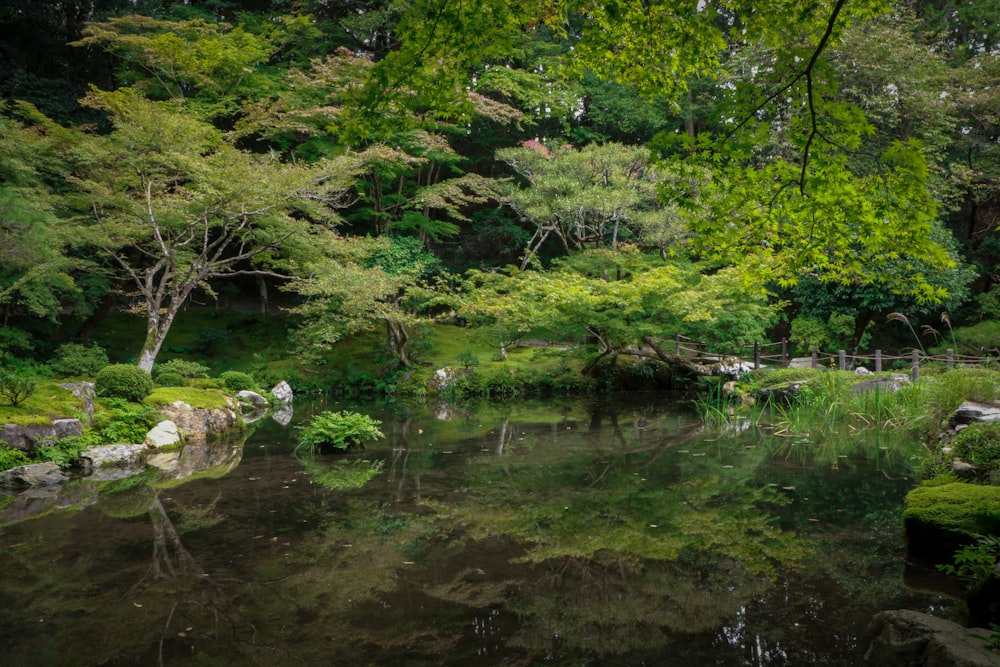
[49,343,109,377]
[219,371,257,393]
[456,350,480,370]
[95,364,153,402]
[155,359,210,379]
[298,410,384,453]
[155,372,186,387]
[84,401,160,445]
[0,444,29,471]
[952,422,1000,473]
[0,371,39,406]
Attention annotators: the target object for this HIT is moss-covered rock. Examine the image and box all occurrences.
[903,481,1000,563]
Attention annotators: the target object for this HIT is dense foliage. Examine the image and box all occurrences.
[298,411,385,452]
[0,0,997,378]
[95,364,153,402]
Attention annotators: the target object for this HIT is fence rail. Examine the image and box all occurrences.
[670,335,997,381]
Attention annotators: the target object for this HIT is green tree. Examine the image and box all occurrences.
[461,249,776,375]
[67,88,356,371]
[497,142,685,268]
[0,104,106,338]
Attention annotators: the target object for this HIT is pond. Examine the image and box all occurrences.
[0,394,956,666]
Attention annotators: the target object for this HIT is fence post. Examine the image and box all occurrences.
[947,349,954,369]
[811,346,818,368]
[838,350,846,371]
[911,349,920,381]
[754,342,761,370]
[875,350,882,373]
[675,333,681,357]
[781,338,788,367]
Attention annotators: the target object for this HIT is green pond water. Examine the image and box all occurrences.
[0,394,957,666]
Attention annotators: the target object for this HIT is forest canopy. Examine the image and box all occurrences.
[0,0,997,370]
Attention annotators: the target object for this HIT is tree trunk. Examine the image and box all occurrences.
[257,275,269,315]
[386,319,412,368]
[137,302,181,372]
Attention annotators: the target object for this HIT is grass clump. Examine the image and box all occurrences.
[298,411,384,453]
[95,364,153,402]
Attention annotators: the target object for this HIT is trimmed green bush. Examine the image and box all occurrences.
[154,359,210,379]
[219,371,257,393]
[155,372,186,388]
[50,343,109,377]
[904,482,1000,562]
[95,364,153,402]
[298,411,384,453]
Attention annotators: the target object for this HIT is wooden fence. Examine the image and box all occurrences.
[668,333,995,381]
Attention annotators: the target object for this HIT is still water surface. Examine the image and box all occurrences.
[0,394,955,666]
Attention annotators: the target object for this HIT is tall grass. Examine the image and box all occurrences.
[704,367,1000,441]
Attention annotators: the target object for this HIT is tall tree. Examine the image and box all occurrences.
[67,88,356,370]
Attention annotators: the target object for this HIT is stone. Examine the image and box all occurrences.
[144,420,181,448]
[951,401,1000,426]
[270,380,294,404]
[428,367,470,393]
[237,390,270,409]
[757,381,808,403]
[856,366,873,374]
[60,381,96,418]
[156,399,241,440]
[953,460,978,480]
[861,609,1000,667]
[52,419,83,439]
[78,444,146,469]
[853,377,909,394]
[0,419,84,453]
[0,462,67,489]
[787,357,817,369]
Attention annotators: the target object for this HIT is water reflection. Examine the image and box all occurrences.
[0,395,955,665]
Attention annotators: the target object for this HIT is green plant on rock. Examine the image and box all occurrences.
[219,371,257,393]
[49,343,109,377]
[155,371,186,388]
[154,359,210,379]
[951,423,1000,475]
[0,444,29,470]
[297,411,384,453]
[0,371,38,406]
[34,436,87,468]
[82,401,160,446]
[95,364,153,402]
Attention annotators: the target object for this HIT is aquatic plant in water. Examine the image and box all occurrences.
[297,410,384,453]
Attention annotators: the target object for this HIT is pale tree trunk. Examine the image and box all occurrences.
[137,304,181,373]
[386,318,412,368]
[135,273,191,372]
